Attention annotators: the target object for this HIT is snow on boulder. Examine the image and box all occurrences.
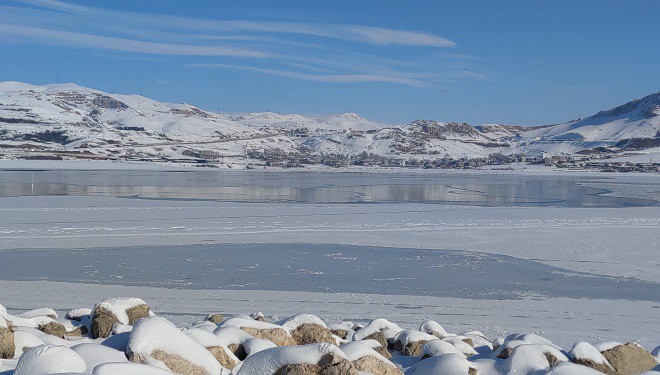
[280,314,334,345]
[652,345,660,362]
[0,317,15,359]
[65,308,92,322]
[407,353,477,375]
[538,362,609,374]
[420,320,449,339]
[503,344,568,374]
[442,336,478,356]
[220,317,295,346]
[127,316,227,375]
[72,342,128,369]
[100,331,130,352]
[328,322,355,340]
[242,337,278,358]
[568,341,613,374]
[213,325,256,360]
[18,308,58,320]
[13,344,87,375]
[392,330,438,356]
[495,333,562,359]
[13,329,46,357]
[91,297,152,339]
[236,342,357,375]
[93,362,173,374]
[340,341,401,375]
[353,318,402,343]
[0,303,6,317]
[185,327,239,370]
[421,339,466,359]
[599,342,657,375]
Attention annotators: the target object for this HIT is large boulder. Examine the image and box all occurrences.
[275,353,357,375]
[281,314,335,345]
[341,341,401,375]
[222,317,296,346]
[185,327,239,370]
[291,324,335,346]
[237,343,357,375]
[19,308,58,320]
[127,317,226,375]
[392,330,438,356]
[13,344,87,375]
[91,297,151,338]
[600,342,657,375]
[0,317,15,359]
[569,341,614,374]
[38,322,67,339]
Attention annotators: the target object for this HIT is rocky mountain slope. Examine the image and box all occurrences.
[0,81,658,163]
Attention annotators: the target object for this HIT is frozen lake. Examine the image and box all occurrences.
[0,168,659,207]
[0,243,655,302]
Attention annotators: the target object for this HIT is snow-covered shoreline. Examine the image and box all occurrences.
[1,158,659,178]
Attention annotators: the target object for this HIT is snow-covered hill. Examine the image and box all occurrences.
[516,92,660,156]
[0,81,658,164]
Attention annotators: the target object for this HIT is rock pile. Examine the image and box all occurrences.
[0,301,657,375]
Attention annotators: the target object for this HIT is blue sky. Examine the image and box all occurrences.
[0,0,658,125]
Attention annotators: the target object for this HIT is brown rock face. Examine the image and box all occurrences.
[331,329,348,340]
[462,338,474,348]
[352,355,402,375]
[543,352,561,367]
[39,322,66,339]
[600,343,656,375]
[0,326,15,359]
[497,347,512,359]
[131,349,210,375]
[92,304,150,339]
[205,313,224,324]
[275,353,358,375]
[291,324,335,345]
[242,327,296,346]
[404,340,429,356]
[572,358,614,374]
[207,346,236,369]
[364,331,388,350]
[126,305,151,325]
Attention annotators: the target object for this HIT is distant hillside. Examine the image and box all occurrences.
[0,81,658,164]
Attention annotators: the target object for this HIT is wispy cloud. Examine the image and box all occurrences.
[0,24,270,57]
[1,0,482,87]
[12,0,455,48]
[190,63,428,87]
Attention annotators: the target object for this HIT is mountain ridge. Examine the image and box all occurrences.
[0,81,658,165]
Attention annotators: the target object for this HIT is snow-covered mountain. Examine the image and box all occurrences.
[516,92,660,155]
[0,81,658,164]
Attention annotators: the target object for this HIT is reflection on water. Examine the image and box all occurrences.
[0,169,657,207]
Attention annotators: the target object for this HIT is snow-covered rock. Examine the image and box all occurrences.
[280,314,334,345]
[71,342,128,369]
[407,353,476,375]
[127,316,228,375]
[91,297,151,338]
[568,341,613,373]
[18,308,58,320]
[236,342,356,375]
[13,344,87,375]
[220,317,295,346]
[392,330,438,356]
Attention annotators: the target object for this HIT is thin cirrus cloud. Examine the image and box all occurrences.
[190,63,428,87]
[13,0,456,48]
[2,0,478,87]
